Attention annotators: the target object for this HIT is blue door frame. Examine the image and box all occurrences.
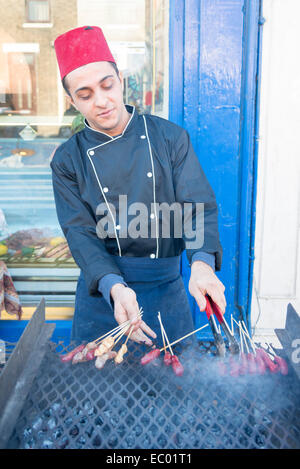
[169,0,262,337]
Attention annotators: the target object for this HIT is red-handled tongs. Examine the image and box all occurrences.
[206,295,240,355]
[205,296,226,357]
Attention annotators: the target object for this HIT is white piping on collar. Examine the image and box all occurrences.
[85,104,136,152]
[143,115,159,259]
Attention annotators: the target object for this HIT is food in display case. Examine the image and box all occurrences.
[0,228,75,267]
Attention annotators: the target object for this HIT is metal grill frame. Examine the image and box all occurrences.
[6,340,300,450]
[1,299,300,450]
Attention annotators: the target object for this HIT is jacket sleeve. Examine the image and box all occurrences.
[171,128,223,271]
[50,153,124,296]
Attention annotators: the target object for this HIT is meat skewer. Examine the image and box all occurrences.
[114,325,135,364]
[241,329,257,374]
[95,351,117,370]
[268,343,288,375]
[70,312,142,364]
[255,347,279,373]
[236,319,267,375]
[140,347,161,365]
[239,320,278,373]
[171,355,184,377]
[157,312,184,377]
[62,311,143,366]
[95,324,130,357]
[60,344,85,363]
[94,311,143,357]
[92,308,143,346]
[158,312,172,366]
[238,321,248,375]
[140,313,171,366]
[207,295,240,355]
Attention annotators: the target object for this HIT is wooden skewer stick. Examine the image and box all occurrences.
[112,325,131,342]
[114,324,131,347]
[114,311,143,341]
[159,323,209,352]
[124,325,135,346]
[242,329,250,354]
[239,321,244,354]
[158,312,174,355]
[234,318,256,354]
[94,308,143,343]
[157,312,166,352]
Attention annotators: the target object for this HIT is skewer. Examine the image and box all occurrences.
[232,317,256,355]
[158,312,167,352]
[238,321,249,375]
[162,323,173,354]
[94,308,143,343]
[124,325,135,346]
[242,329,250,354]
[241,320,252,342]
[159,323,209,352]
[158,312,174,355]
[112,325,131,342]
[242,329,257,374]
[113,324,131,347]
[239,321,244,354]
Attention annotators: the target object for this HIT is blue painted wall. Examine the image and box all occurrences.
[169,0,260,337]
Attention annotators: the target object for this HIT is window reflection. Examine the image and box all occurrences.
[0,0,169,276]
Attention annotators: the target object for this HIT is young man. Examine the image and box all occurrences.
[52,26,225,346]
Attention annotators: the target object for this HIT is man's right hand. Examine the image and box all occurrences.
[110,283,156,346]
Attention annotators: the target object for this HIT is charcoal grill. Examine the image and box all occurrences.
[1,300,300,449]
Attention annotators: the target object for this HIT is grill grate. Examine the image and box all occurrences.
[6,340,300,449]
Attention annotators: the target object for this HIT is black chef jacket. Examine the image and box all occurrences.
[50,104,222,297]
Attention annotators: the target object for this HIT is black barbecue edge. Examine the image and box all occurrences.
[0,299,55,449]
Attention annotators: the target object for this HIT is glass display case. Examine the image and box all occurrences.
[0,0,169,306]
[0,137,79,306]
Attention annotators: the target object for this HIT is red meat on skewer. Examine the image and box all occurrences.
[171,355,184,376]
[273,355,288,375]
[256,348,278,373]
[60,344,85,363]
[164,351,172,366]
[140,348,161,365]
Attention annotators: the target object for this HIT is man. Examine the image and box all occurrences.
[52,26,226,347]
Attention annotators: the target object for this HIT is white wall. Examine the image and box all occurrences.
[251,0,300,336]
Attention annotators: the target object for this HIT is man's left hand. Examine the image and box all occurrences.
[188,260,226,314]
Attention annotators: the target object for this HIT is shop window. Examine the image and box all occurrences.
[0,0,168,305]
[26,0,50,23]
[6,52,37,114]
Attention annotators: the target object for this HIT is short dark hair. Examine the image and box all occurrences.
[62,61,120,97]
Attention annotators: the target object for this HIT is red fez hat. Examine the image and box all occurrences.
[54,26,116,80]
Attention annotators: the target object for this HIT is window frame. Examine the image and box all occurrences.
[25,0,51,23]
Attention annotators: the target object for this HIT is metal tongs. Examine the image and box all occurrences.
[205,294,240,355]
[205,296,226,357]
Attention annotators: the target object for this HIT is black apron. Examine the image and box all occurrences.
[71,256,196,349]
